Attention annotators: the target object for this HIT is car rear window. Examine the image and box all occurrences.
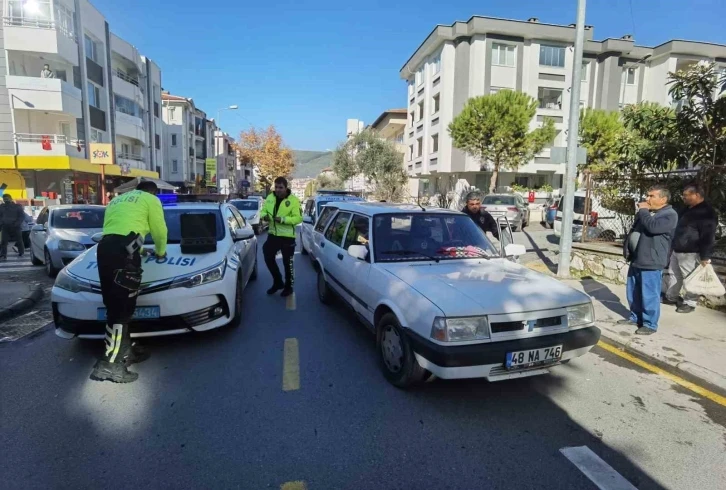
[559,196,591,214]
[482,196,516,205]
[144,209,225,244]
[52,208,105,229]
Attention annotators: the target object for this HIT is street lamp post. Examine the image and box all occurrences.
[215,105,238,192]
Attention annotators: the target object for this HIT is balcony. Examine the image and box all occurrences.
[117,152,146,169]
[15,133,85,158]
[115,111,146,144]
[7,76,83,118]
[3,17,78,65]
[113,69,144,106]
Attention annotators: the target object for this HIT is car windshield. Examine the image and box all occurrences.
[230,200,259,211]
[374,213,498,262]
[560,196,590,215]
[52,208,105,229]
[144,209,225,245]
[482,195,516,205]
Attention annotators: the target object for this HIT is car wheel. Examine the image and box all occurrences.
[253,225,259,235]
[250,255,258,281]
[377,313,426,389]
[30,247,42,266]
[317,269,332,305]
[45,248,59,277]
[229,273,243,327]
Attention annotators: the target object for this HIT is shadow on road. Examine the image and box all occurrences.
[522,230,558,273]
[580,277,631,320]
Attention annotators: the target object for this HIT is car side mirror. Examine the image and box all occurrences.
[91,232,103,243]
[234,227,254,241]
[303,216,313,224]
[347,244,368,261]
[504,243,526,258]
[31,224,45,232]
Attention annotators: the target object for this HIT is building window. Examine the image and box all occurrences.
[431,134,439,153]
[417,101,424,121]
[539,45,565,68]
[408,145,413,161]
[408,80,414,96]
[171,134,177,146]
[90,128,103,143]
[155,134,161,150]
[432,94,440,114]
[416,137,423,157]
[84,35,98,62]
[626,67,636,85]
[53,2,75,39]
[581,62,589,81]
[492,43,516,67]
[431,54,441,75]
[490,87,502,95]
[87,82,100,108]
[114,94,140,117]
[6,0,51,26]
[538,87,563,109]
[172,159,178,173]
[409,111,415,127]
[415,66,424,86]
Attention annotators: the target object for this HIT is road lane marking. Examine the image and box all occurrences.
[282,338,300,391]
[285,292,296,311]
[560,446,637,490]
[280,482,307,490]
[597,340,726,407]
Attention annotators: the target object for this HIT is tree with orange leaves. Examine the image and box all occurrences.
[237,125,294,192]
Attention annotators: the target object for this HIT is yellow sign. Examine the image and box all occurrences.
[205,158,217,185]
[90,143,113,165]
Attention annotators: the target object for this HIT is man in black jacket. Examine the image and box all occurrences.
[461,191,499,240]
[619,185,678,335]
[663,184,718,313]
[0,193,25,261]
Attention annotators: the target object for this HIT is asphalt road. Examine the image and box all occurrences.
[1,232,725,490]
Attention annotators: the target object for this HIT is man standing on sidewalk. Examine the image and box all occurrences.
[620,185,678,335]
[663,184,718,313]
[260,177,302,298]
[0,194,25,261]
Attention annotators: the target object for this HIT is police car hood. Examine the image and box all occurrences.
[66,244,222,283]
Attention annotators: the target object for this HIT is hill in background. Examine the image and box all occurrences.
[292,150,333,179]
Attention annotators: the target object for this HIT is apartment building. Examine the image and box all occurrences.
[400,15,726,194]
[214,130,236,194]
[161,92,195,187]
[0,0,161,203]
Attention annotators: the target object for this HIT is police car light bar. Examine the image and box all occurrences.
[158,193,178,205]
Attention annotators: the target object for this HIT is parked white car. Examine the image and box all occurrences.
[553,191,630,241]
[300,190,364,259]
[312,202,600,388]
[229,198,266,235]
[52,203,258,339]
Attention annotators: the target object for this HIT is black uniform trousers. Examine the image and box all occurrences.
[263,234,296,288]
[97,234,142,364]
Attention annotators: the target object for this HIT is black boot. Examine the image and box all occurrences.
[267,282,284,295]
[281,286,293,297]
[90,360,139,383]
[123,344,150,365]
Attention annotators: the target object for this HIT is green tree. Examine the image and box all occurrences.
[578,109,624,174]
[448,90,555,193]
[333,129,408,201]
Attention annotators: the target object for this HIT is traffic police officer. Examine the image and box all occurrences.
[90,181,168,383]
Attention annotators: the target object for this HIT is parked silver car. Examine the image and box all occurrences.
[29,205,105,277]
[229,198,266,234]
[481,194,530,231]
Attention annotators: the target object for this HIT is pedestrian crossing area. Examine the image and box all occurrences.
[0,253,42,273]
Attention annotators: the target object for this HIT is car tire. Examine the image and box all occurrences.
[253,225,259,235]
[45,248,59,278]
[377,313,426,389]
[30,247,42,266]
[317,269,333,305]
[229,273,244,327]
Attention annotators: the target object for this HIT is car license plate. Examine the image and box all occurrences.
[505,345,562,370]
[97,306,160,321]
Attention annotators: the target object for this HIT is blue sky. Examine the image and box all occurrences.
[95,0,726,151]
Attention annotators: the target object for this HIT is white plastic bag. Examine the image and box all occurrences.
[681,264,726,298]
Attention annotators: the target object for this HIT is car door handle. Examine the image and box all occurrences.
[320,242,325,248]
[337,253,344,260]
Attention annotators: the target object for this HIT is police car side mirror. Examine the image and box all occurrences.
[31,224,45,232]
[234,227,254,241]
[348,244,368,261]
[91,232,103,243]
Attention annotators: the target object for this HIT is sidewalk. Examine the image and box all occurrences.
[0,281,44,323]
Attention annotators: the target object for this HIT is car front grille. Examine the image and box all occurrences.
[490,315,565,334]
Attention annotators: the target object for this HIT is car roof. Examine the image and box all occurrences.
[163,202,224,210]
[49,204,105,210]
[483,194,518,198]
[331,201,462,216]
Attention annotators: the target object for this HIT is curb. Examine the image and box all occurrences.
[597,333,726,399]
[0,284,44,323]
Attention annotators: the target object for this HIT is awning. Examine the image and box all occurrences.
[114,176,178,194]
[11,156,159,178]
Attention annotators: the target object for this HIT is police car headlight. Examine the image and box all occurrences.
[431,316,490,342]
[170,259,226,289]
[55,269,95,293]
[58,240,85,251]
[567,303,594,327]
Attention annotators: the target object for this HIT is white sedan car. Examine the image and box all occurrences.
[312,202,601,388]
[52,202,258,339]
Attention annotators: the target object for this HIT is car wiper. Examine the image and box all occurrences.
[381,249,440,263]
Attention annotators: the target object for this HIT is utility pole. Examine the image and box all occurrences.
[557,0,587,278]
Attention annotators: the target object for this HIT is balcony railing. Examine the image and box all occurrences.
[3,17,76,41]
[114,69,140,87]
[15,133,84,146]
[118,152,144,162]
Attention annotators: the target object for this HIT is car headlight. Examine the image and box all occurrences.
[431,316,490,342]
[170,259,226,289]
[567,303,594,327]
[58,240,86,251]
[55,269,95,293]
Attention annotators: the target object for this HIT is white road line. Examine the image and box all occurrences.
[560,446,637,490]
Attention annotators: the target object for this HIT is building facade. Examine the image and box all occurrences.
[161,92,195,187]
[400,16,726,195]
[0,0,160,203]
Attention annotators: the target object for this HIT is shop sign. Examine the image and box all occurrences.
[205,158,217,185]
[90,143,114,165]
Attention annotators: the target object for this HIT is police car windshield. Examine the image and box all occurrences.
[144,209,225,244]
[230,200,259,211]
[52,208,105,229]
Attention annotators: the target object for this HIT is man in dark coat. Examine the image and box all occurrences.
[0,193,25,260]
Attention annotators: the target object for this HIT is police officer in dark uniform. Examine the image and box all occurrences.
[461,190,500,240]
[90,181,168,383]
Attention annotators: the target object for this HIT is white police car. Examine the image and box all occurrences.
[300,190,364,258]
[52,201,258,339]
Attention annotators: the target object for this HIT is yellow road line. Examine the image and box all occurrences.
[281,482,307,490]
[596,340,726,407]
[282,338,300,392]
[286,292,297,311]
